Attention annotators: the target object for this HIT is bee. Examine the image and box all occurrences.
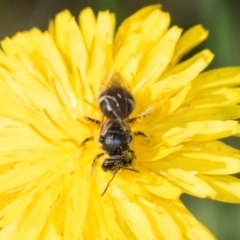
[83,72,146,196]
[93,73,138,195]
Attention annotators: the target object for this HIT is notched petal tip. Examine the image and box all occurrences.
[171,24,209,65]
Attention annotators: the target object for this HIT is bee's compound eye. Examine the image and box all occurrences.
[101,99,112,115]
[126,93,135,115]
[98,97,114,118]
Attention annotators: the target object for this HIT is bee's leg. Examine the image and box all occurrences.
[81,116,100,146]
[80,136,94,146]
[129,114,147,124]
[91,152,104,174]
[126,150,139,172]
[83,116,101,126]
[128,149,136,160]
[133,131,147,137]
[133,131,150,143]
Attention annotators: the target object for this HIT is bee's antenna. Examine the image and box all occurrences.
[101,171,117,196]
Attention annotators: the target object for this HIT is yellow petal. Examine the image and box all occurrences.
[163,169,216,198]
[87,10,115,90]
[114,5,163,52]
[167,106,240,122]
[171,25,209,64]
[149,49,214,100]
[78,7,97,52]
[133,26,183,91]
[199,175,240,203]
[114,6,170,78]
[193,67,240,89]
[116,197,157,239]
[165,199,216,240]
[192,88,240,108]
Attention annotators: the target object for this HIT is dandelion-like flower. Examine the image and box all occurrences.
[0,4,240,239]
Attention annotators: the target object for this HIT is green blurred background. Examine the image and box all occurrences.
[0,0,239,239]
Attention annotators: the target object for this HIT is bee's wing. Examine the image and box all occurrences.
[121,118,131,132]
[108,72,133,118]
[107,71,123,87]
[102,93,132,133]
[99,117,131,142]
[99,115,113,137]
[99,70,133,131]
[107,72,127,120]
[101,70,123,88]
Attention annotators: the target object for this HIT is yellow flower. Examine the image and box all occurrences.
[0,4,240,239]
